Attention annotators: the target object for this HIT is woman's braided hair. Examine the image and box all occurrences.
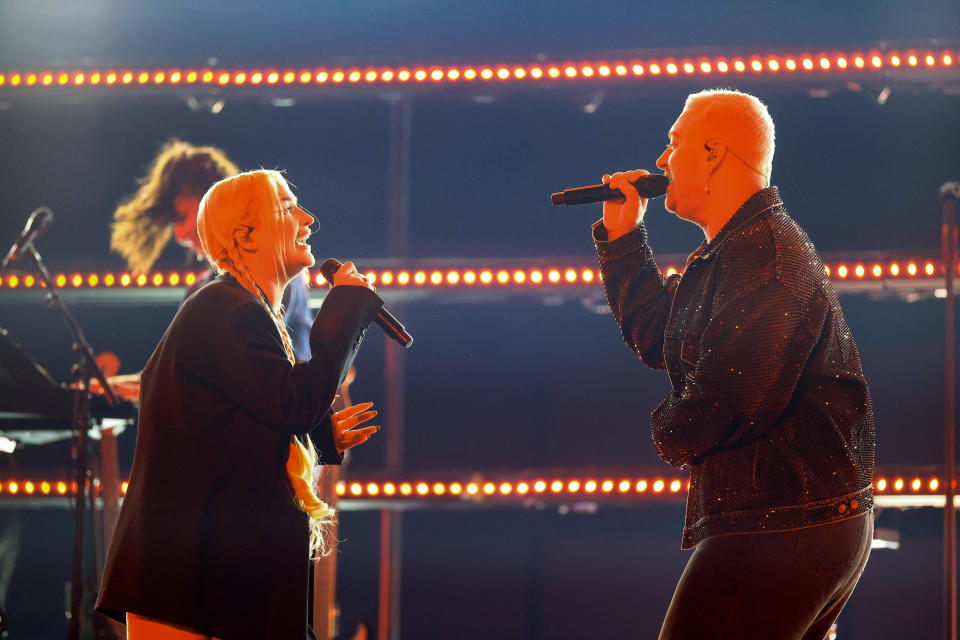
[198,169,333,558]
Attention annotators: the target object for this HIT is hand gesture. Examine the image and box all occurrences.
[601,169,650,242]
[332,261,375,292]
[331,401,379,453]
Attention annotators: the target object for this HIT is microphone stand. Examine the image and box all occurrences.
[18,244,116,640]
[943,181,960,640]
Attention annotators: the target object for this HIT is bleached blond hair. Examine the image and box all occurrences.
[685,89,775,183]
[198,169,333,558]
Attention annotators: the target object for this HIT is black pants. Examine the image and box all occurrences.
[659,513,873,640]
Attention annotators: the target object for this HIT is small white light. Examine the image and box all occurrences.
[0,436,16,453]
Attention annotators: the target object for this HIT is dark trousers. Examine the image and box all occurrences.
[659,513,873,640]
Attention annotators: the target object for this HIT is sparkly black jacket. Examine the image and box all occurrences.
[594,187,875,548]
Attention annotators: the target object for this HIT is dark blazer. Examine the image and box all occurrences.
[96,275,381,639]
[184,268,314,361]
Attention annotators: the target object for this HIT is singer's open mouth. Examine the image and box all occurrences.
[295,231,310,247]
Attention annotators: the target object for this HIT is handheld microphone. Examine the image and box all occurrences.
[2,207,53,269]
[320,258,413,349]
[551,174,670,206]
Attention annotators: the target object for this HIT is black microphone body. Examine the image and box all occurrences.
[319,258,413,349]
[551,174,670,206]
[2,207,53,269]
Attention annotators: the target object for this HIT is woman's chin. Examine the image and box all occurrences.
[284,252,315,281]
[296,245,316,267]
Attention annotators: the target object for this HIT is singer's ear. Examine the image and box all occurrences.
[703,139,725,166]
[232,225,257,253]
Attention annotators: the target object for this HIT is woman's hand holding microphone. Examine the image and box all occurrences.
[331,260,374,291]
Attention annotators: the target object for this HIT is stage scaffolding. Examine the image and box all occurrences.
[1,40,959,639]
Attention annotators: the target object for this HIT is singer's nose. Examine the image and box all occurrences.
[297,206,315,227]
[655,148,669,171]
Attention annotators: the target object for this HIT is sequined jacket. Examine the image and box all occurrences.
[593,187,875,548]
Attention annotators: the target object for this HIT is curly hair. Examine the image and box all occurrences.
[111,139,239,274]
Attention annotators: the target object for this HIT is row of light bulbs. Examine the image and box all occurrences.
[0,260,944,291]
[0,475,942,498]
[0,49,955,91]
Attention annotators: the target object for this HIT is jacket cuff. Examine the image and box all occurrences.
[310,285,383,388]
[311,414,344,465]
[593,220,649,262]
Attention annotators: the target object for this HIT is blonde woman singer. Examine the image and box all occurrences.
[97,170,382,640]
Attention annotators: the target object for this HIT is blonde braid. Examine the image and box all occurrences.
[222,243,335,558]
[223,247,297,363]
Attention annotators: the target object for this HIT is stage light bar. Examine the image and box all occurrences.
[309,266,606,288]
[0,271,200,290]
[0,258,946,292]
[0,474,692,501]
[0,47,956,94]
[0,473,944,510]
[822,259,940,281]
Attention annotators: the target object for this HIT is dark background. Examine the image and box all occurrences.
[1,1,960,637]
